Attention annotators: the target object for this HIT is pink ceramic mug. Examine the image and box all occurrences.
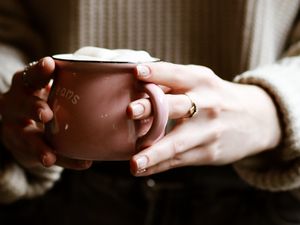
[45,54,168,160]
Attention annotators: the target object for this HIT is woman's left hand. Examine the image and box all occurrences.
[128,62,282,176]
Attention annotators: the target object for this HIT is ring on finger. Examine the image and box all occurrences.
[183,93,198,118]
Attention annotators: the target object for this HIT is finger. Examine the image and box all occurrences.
[55,155,93,170]
[40,150,57,167]
[159,85,171,93]
[37,85,52,101]
[20,123,58,168]
[135,118,153,137]
[24,124,57,167]
[4,123,57,168]
[134,62,215,90]
[13,97,52,124]
[5,92,53,124]
[127,98,151,119]
[24,122,93,170]
[133,146,213,176]
[128,94,196,119]
[20,57,55,91]
[23,96,53,123]
[130,121,217,174]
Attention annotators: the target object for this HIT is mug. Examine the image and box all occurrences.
[45,54,168,160]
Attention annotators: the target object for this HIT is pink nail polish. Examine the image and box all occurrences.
[41,154,48,167]
[135,156,148,170]
[131,103,145,117]
[136,65,150,77]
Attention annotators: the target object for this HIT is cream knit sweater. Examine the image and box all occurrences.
[0,0,300,203]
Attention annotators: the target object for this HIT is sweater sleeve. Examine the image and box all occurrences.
[233,56,300,191]
[0,1,63,203]
[233,16,300,191]
[0,155,63,204]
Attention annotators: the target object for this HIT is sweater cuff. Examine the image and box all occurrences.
[233,56,300,191]
[0,43,27,93]
[0,159,63,204]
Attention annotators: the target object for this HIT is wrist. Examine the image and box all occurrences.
[235,82,282,152]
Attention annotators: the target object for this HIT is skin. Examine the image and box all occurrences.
[128,62,282,176]
[0,57,92,170]
[0,57,281,175]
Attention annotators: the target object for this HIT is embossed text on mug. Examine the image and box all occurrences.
[55,85,80,105]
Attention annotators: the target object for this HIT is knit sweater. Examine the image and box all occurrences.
[0,0,300,203]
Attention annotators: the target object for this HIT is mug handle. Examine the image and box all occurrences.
[137,83,169,149]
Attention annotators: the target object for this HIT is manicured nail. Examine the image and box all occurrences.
[131,103,145,117]
[135,156,148,171]
[41,154,49,167]
[136,65,150,77]
[78,160,92,168]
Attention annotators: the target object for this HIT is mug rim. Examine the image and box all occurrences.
[52,54,160,64]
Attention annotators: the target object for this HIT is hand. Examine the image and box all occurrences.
[128,62,282,176]
[0,57,92,170]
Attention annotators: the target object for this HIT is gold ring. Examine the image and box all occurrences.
[22,61,38,88]
[183,93,198,118]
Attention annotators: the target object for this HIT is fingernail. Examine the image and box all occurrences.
[38,109,43,122]
[135,156,148,171]
[131,103,145,117]
[136,65,150,77]
[78,160,92,168]
[41,154,49,167]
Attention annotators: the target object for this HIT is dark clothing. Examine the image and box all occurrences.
[1,162,300,225]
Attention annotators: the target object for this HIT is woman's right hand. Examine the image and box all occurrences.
[0,57,92,170]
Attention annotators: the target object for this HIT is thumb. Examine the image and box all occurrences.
[22,57,55,90]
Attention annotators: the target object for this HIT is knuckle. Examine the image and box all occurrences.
[203,67,215,76]
[205,75,220,88]
[205,144,221,163]
[169,155,183,168]
[210,121,225,141]
[168,95,186,117]
[171,138,186,154]
[185,65,220,86]
[159,63,189,84]
[33,98,48,111]
[206,106,221,119]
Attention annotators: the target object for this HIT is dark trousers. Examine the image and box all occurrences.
[1,163,300,225]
